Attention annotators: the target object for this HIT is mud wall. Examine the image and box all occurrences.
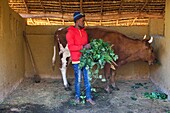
[25,25,155,80]
[150,0,170,99]
[0,0,25,103]
[25,26,65,79]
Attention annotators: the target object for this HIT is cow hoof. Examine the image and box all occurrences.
[68,81,72,86]
[104,87,112,94]
[111,86,120,91]
[65,86,72,91]
[110,84,120,91]
[104,89,112,94]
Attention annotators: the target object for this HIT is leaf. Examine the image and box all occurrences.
[88,77,92,81]
[85,65,89,70]
[91,88,96,92]
[80,95,86,99]
[99,75,102,79]
[135,83,143,86]
[82,100,85,104]
[101,78,106,82]
[110,52,115,56]
[98,59,103,66]
[113,55,119,61]
[94,70,99,75]
[131,96,137,101]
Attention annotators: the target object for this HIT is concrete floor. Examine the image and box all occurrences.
[0,78,170,113]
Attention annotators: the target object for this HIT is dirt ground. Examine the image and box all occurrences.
[0,78,170,113]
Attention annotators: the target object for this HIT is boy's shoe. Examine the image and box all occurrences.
[86,99,95,105]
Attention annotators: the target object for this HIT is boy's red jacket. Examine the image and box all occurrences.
[66,26,88,63]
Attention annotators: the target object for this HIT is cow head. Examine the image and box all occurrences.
[140,37,156,65]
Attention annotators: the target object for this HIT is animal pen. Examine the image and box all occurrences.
[1,0,170,113]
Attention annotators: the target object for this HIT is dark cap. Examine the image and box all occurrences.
[73,11,85,22]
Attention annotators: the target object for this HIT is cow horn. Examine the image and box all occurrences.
[148,36,153,43]
[143,35,146,40]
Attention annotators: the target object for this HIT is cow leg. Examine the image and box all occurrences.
[60,56,71,91]
[110,70,119,91]
[60,67,71,91]
[104,63,111,93]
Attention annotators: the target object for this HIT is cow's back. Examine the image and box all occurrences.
[55,27,155,67]
[85,27,153,66]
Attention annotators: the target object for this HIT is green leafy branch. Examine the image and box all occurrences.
[79,39,118,82]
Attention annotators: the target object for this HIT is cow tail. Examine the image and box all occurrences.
[52,30,58,71]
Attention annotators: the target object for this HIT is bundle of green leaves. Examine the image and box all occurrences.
[144,92,168,100]
[79,39,118,81]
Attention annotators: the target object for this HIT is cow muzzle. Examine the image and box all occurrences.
[148,61,154,65]
[148,57,158,65]
[154,58,160,65]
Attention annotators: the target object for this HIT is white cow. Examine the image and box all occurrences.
[52,27,72,91]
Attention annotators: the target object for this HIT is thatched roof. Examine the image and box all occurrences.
[8,0,165,26]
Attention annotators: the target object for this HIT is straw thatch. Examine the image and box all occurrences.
[8,0,165,26]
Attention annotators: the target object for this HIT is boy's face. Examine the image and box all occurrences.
[77,17,85,29]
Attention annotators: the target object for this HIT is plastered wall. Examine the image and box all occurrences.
[150,0,170,99]
[25,26,69,79]
[0,0,25,103]
[25,25,152,80]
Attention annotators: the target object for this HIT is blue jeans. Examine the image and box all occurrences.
[72,64,92,100]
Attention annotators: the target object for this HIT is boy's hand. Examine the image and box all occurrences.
[84,43,91,49]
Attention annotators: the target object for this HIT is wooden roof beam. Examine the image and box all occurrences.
[30,18,35,25]
[80,0,83,12]
[161,3,165,15]
[116,20,119,26]
[100,0,104,15]
[133,2,137,12]
[39,0,45,13]
[100,0,104,23]
[47,18,51,25]
[140,0,148,12]
[20,13,163,20]
[23,0,29,13]
[62,19,65,25]
[59,0,63,13]
[130,17,137,26]
[118,0,124,14]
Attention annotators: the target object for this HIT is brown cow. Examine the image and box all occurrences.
[52,27,156,93]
